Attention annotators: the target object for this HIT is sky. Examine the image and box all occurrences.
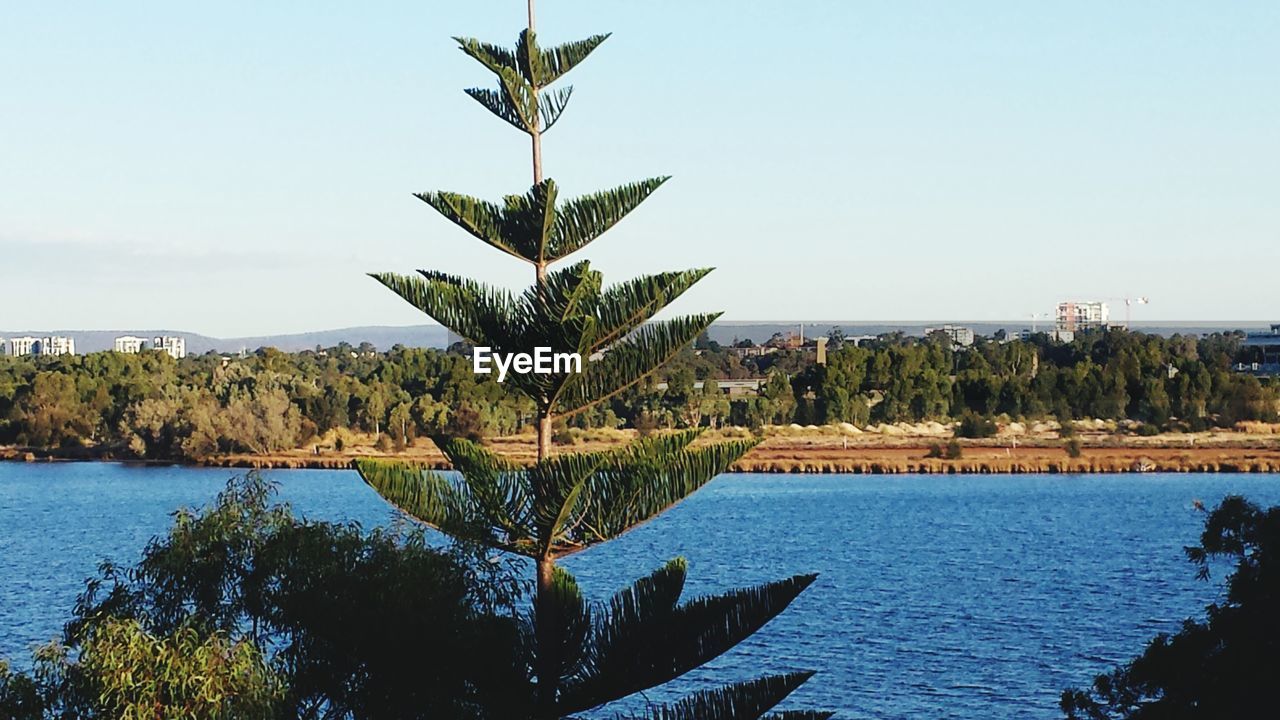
[2,1,1278,337]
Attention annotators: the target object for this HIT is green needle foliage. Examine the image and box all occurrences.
[357,3,829,718]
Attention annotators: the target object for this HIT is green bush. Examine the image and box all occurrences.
[632,412,660,438]
[956,412,998,439]
[1064,438,1083,458]
[551,426,576,445]
[1062,497,1280,718]
[0,474,527,720]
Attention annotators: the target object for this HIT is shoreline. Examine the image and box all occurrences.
[7,437,1280,475]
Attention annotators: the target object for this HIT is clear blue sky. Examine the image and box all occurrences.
[3,1,1277,336]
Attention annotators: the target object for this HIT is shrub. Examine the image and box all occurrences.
[945,439,964,459]
[632,412,659,438]
[1065,438,1083,458]
[444,404,485,442]
[82,619,282,720]
[1062,497,1280,718]
[956,412,998,439]
[0,474,527,720]
[926,442,944,459]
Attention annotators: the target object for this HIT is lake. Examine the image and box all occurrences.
[2,463,1277,718]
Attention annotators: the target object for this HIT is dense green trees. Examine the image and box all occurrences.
[793,331,1275,429]
[1,328,1275,458]
[0,346,535,459]
[1061,496,1280,718]
[1,328,1276,457]
[0,474,527,719]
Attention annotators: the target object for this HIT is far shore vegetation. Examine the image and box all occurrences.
[0,328,1276,463]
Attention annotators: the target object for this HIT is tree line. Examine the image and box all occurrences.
[0,329,1274,459]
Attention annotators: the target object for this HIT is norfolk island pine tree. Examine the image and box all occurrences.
[355,2,831,718]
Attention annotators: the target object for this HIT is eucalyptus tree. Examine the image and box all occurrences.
[356,3,829,719]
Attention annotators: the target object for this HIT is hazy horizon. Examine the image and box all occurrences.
[3,1,1277,336]
[3,319,1275,356]
[5,318,1280,337]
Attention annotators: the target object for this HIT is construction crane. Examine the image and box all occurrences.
[1119,297,1149,330]
[1050,296,1150,332]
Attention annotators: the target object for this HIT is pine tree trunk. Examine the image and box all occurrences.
[535,555,557,719]
[532,133,544,185]
[527,5,559,717]
[537,414,552,461]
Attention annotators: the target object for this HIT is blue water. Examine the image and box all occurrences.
[2,463,1277,719]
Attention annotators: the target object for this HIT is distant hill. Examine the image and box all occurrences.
[2,321,1270,355]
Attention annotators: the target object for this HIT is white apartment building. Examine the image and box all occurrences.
[1056,301,1110,332]
[7,336,76,356]
[154,335,187,359]
[7,337,38,356]
[114,336,147,354]
[924,325,976,348]
[45,336,76,356]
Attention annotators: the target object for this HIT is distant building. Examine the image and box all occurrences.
[114,336,147,354]
[7,337,38,356]
[1016,328,1075,343]
[1056,301,1109,332]
[728,345,776,359]
[153,336,187,359]
[924,325,975,348]
[1241,324,1280,375]
[653,379,766,397]
[44,336,76,356]
[7,336,75,357]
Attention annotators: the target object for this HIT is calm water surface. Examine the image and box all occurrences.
[2,463,1278,719]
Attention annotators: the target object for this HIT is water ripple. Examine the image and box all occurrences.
[3,465,1278,719]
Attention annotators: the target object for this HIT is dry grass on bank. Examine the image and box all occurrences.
[161,420,1280,474]
[10,420,1279,474]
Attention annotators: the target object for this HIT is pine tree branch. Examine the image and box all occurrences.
[413,190,527,261]
[539,86,574,131]
[454,36,520,77]
[464,86,529,133]
[587,268,713,353]
[529,33,611,86]
[552,313,721,417]
[416,179,668,267]
[559,434,756,552]
[354,458,534,554]
[558,577,819,714]
[549,177,670,261]
[458,32,610,88]
[614,673,818,720]
[367,271,522,350]
[534,565,592,686]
